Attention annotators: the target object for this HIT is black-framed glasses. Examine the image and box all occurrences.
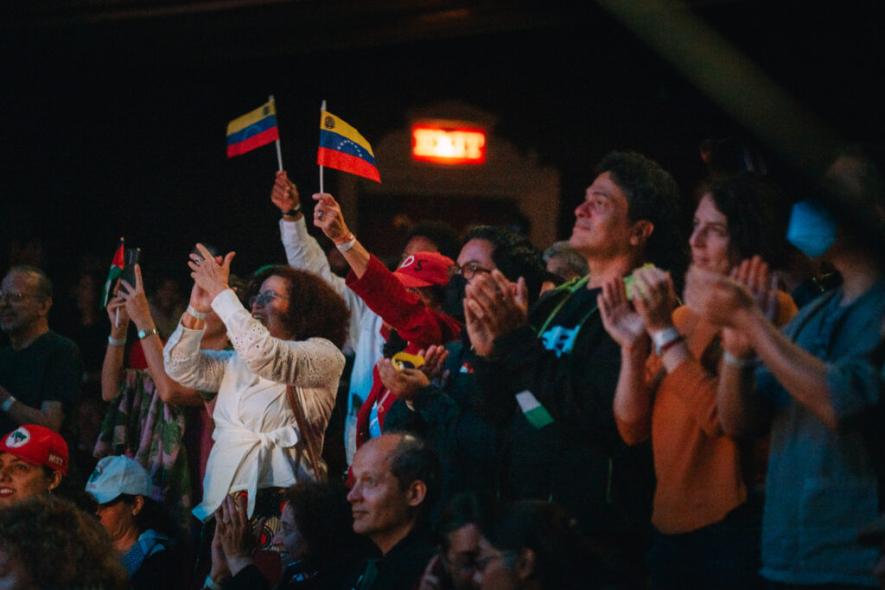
[453,262,491,281]
[249,290,289,307]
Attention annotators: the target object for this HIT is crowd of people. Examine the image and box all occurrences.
[1,143,884,590]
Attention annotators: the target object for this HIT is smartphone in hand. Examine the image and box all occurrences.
[120,247,142,286]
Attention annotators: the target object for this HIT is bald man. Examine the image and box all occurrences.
[0,266,81,438]
[347,433,438,590]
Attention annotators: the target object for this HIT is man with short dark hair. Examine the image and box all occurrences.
[347,432,438,590]
[464,151,685,583]
[0,266,82,441]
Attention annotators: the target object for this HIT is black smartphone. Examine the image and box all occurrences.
[120,247,142,287]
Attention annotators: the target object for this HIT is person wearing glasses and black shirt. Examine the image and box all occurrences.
[0,266,82,451]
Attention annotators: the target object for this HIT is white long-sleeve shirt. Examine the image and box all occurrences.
[279,217,384,462]
[163,288,345,521]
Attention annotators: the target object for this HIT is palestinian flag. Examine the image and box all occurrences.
[101,238,125,307]
[515,390,554,430]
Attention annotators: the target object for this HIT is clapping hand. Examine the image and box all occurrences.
[214,494,254,576]
[463,270,528,357]
[720,256,777,358]
[378,359,430,400]
[188,243,236,301]
[421,345,450,384]
[598,277,649,353]
[630,266,678,333]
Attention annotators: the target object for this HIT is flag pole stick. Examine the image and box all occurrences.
[270,95,283,171]
[319,100,326,194]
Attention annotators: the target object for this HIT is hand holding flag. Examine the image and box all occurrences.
[101,238,125,308]
[311,193,352,244]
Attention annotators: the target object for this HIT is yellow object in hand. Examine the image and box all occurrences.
[391,351,425,371]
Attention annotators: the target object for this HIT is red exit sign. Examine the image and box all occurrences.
[411,125,487,165]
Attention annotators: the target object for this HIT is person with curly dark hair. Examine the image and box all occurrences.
[248,266,350,351]
[272,172,462,468]
[0,495,128,590]
[163,246,348,582]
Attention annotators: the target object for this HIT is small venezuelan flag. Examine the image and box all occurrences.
[226,99,279,158]
[317,110,381,183]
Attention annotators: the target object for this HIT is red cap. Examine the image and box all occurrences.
[0,424,69,475]
[394,252,454,289]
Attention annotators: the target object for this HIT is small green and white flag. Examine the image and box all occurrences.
[515,390,554,429]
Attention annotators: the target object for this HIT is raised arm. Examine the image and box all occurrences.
[102,291,129,401]
[273,173,370,350]
[312,192,370,279]
[187,243,345,387]
[274,171,341,282]
[164,272,232,393]
[686,259,839,431]
[117,265,205,406]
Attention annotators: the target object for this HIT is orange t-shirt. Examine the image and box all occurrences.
[615,292,797,534]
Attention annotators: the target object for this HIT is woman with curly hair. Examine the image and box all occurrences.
[0,495,128,589]
[163,245,349,566]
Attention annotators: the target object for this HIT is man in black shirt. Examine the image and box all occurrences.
[464,151,686,585]
[0,266,81,441]
[348,433,438,590]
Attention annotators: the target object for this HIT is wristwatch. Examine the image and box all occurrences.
[138,327,160,340]
[284,203,302,217]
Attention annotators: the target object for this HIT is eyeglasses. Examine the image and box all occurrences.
[453,262,491,281]
[249,290,289,307]
[0,290,36,304]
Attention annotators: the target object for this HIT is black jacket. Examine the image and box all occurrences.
[473,279,654,537]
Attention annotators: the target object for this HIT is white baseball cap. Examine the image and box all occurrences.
[86,455,152,504]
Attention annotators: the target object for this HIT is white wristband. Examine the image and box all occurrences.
[108,335,126,347]
[203,575,222,590]
[1,397,16,413]
[186,305,207,320]
[650,327,679,348]
[336,235,358,253]
[651,327,680,356]
[723,350,756,369]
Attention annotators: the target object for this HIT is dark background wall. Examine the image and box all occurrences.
[2,0,883,289]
